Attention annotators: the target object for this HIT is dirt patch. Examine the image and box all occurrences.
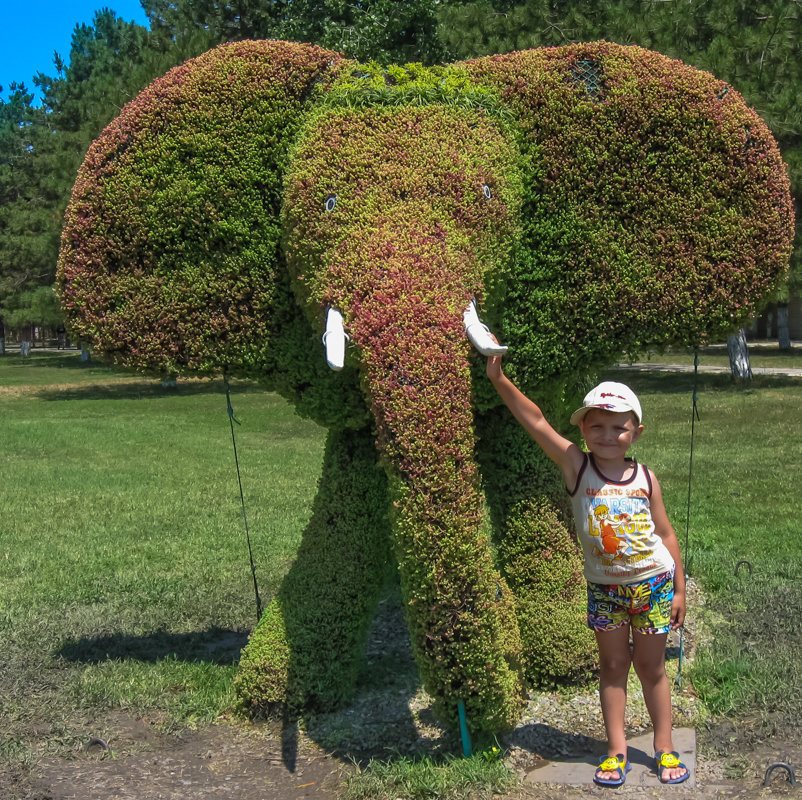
[18,715,342,800]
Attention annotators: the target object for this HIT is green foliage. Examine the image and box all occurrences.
[282,96,528,732]
[500,497,596,686]
[145,0,449,65]
[0,86,62,307]
[234,596,292,715]
[57,40,347,379]
[320,61,510,117]
[464,43,794,392]
[439,0,802,297]
[0,11,205,333]
[478,409,597,686]
[38,10,160,154]
[2,285,63,331]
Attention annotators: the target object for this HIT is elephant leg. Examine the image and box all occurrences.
[235,424,392,714]
[476,405,597,688]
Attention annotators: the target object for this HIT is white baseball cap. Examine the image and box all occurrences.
[570,381,643,425]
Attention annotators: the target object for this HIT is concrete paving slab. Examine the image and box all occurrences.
[525,727,696,788]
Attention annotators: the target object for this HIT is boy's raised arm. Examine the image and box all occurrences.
[486,355,585,488]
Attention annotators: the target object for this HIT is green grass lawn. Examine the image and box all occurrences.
[1,350,325,738]
[2,349,801,795]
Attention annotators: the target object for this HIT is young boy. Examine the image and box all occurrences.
[486,355,689,786]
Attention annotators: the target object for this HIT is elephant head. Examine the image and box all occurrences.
[56,40,794,734]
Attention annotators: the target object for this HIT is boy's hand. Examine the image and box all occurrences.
[486,353,503,382]
[670,591,686,630]
[485,332,504,381]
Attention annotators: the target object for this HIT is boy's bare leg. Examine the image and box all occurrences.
[632,632,688,782]
[595,625,632,780]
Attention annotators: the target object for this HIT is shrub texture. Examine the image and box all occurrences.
[281,78,529,729]
[477,407,597,687]
[464,43,794,393]
[57,40,794,735]
[57,40,347,381]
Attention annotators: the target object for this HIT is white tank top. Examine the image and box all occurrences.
[569,453,675,585]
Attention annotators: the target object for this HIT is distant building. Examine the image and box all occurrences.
[749,295,801,342]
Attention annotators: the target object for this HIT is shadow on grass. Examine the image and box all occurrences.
[2,347,270,402]
[1,350,97,370]
[35,378,266,402]
[58,627,249,665]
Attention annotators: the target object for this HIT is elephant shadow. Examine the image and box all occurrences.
[55,591,435,771]
[506,722,604,763]
[300,588,456,767]
[58,627,250,666]
[251,581,452,773]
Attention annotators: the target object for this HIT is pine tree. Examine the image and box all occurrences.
[0,86,60,320]
[144,0,449,64]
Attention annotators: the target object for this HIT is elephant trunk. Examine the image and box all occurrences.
[341,238,526,732]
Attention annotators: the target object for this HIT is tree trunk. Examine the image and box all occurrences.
[777,303,791,351]
[727,328,752,381]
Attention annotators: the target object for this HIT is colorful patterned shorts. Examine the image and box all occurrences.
[586,570,674,634]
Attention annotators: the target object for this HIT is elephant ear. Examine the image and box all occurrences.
[57,40,347,380]
[464,43,795,388]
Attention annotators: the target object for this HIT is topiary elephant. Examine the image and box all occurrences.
[56,39,794,735]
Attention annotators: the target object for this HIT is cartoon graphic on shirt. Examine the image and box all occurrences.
[587,499,655,564]
[592,505,628,558]
[573,456,674,582]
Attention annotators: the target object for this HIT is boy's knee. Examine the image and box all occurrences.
[633,656,666,685]
[600,653,631,679]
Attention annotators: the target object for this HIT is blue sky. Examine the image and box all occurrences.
[1,0,150,100]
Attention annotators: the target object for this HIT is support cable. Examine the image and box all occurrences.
[225,377,263,625]
[676,350,700,689]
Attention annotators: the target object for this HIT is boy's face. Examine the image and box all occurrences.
[578,408,643,461]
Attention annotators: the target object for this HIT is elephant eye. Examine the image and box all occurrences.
[482,184,492,200]
[325,195,337,212]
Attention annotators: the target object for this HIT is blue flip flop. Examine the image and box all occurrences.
[655,750,690,784]
[594,754,631,787]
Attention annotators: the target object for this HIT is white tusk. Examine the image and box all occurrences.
[322,307,349,371]
[463,300,508,357]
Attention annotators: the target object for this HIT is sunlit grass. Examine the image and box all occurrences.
[342,752,516,800]
[625,340,802,371]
